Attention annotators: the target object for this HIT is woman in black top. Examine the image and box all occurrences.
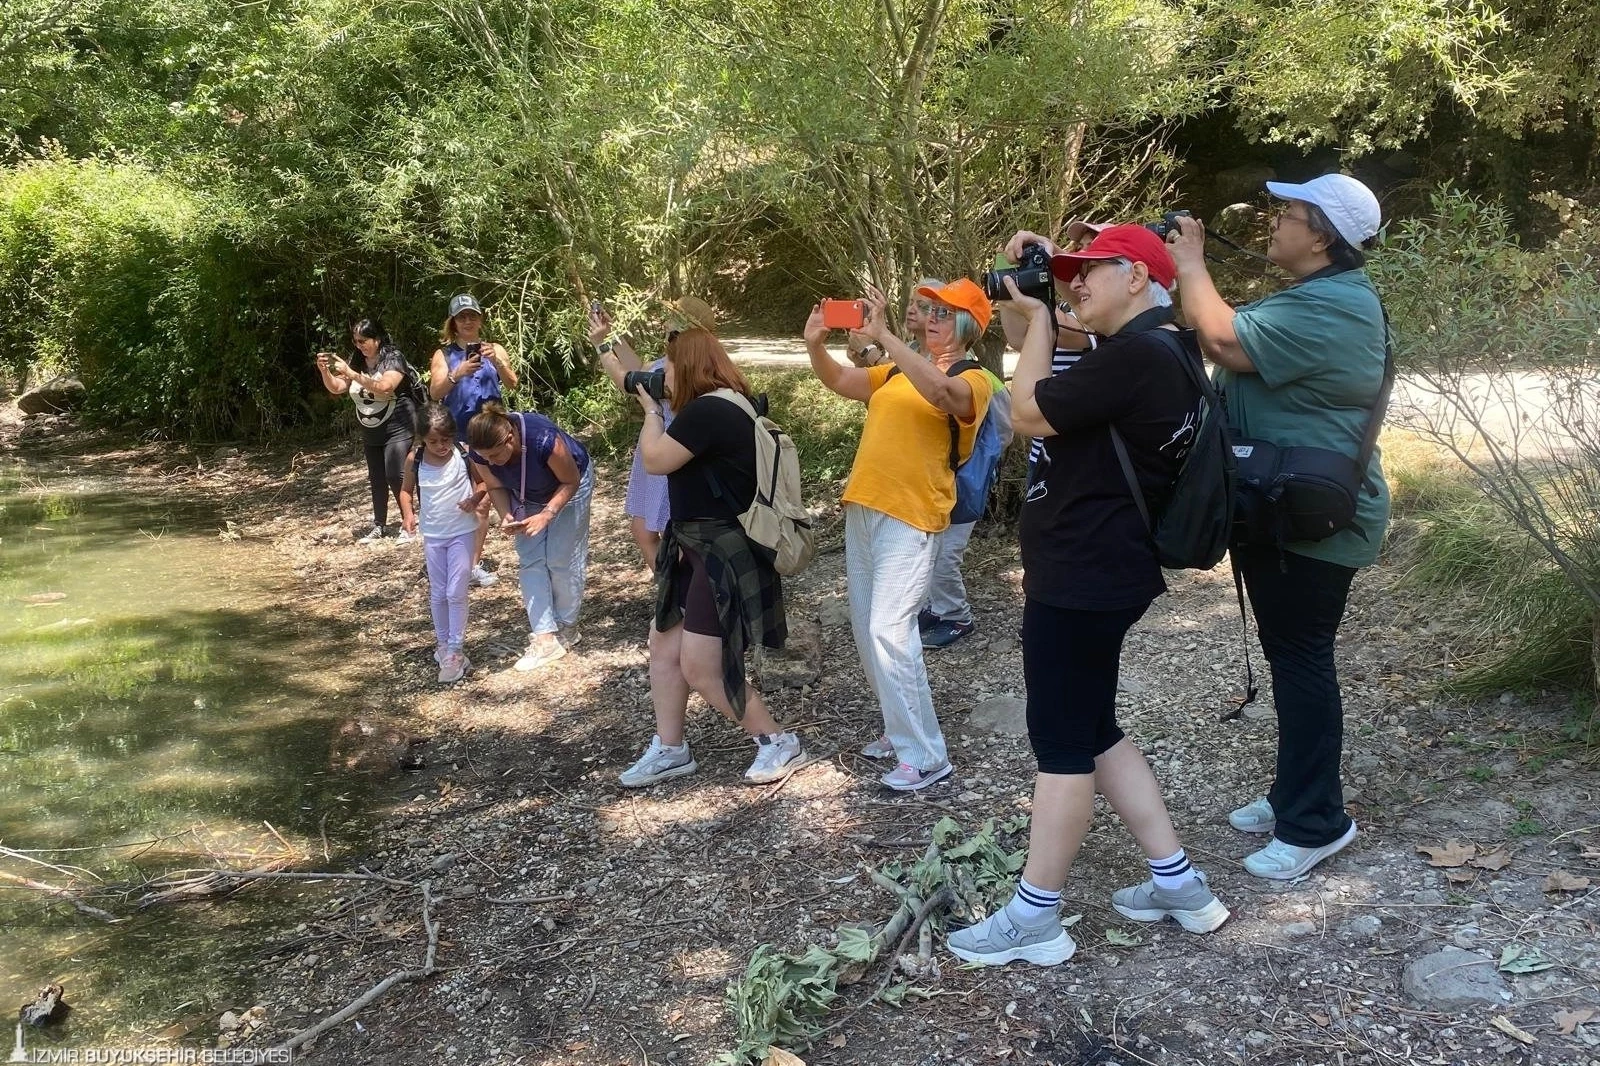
[949,225,1228,969]
[617,327,806,789]
[316,318,416,543]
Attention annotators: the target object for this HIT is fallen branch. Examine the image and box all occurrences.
[0,869,118,922]
[273,880,440,1053]
[815,887,954,1041]
[134,865,416,907]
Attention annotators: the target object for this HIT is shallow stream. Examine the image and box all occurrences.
[1,457,374,1049]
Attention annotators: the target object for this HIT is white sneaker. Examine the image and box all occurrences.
[357,525,385,544]
[881,761,952,792]
[514,633,567,672]
[470,564,498,588]
[1244,821,1359,880]
[437,650,468,684]
[743,732,804,785]
[1229,797,1276,834]
[948,908,1076,967]
[395,529,418,544]
[618,736,698,788]
[860,734,895,760]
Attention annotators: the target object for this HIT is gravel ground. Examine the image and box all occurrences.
[9,409,1599,1065]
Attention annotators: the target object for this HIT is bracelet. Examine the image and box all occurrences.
[646,408,664,419]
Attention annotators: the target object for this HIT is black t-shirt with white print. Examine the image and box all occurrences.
[1018,315,1204,611]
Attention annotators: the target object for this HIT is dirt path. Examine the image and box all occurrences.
[7,408,1598,1065]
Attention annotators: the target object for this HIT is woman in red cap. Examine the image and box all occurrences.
[948,225,1229,967]
[803,280,996,791]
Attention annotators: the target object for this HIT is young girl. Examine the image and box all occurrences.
[400,404,487,683]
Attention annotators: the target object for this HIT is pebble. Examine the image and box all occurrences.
[1412,889,1445,906]
[1338,915,1382,940]
[1283,921,1318,938]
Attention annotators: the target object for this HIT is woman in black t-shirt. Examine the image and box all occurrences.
[617,327,806,790]
[316,318,416,543]
[948,226,1229,970]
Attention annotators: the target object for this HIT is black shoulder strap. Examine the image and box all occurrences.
[1355,304,1396,495]
[1108,328,1210,534]
[885,358,982,470]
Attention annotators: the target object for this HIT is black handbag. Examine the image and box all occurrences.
[1229,306,1394,547]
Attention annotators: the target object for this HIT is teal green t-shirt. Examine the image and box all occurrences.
[1219,269,1390,568]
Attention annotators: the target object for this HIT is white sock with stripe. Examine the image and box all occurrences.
[1149,849,1195,890]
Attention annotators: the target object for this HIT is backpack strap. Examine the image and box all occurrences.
[1355,304,1395,496]
[888,359,982,470]
[701,388,759,506]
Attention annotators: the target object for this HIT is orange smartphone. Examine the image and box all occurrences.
[820,299,867,331]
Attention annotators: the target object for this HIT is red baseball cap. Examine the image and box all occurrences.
[914,277,992,333]
[1050,224,1177,290]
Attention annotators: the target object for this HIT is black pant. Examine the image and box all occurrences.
[1021,597,1149,775]
[363,430,412,527]
[1233,545,1357,848]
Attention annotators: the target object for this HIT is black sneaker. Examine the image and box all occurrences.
[922,619,975,649]
[917,608,940,633]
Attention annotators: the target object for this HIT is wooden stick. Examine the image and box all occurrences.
[262,821,298,856]
[0,870,118,922]
[273,881,440,1053]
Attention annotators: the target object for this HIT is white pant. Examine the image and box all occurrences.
[845,503,947,771]
[926,520,976,624]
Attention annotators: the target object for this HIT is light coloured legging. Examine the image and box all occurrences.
[424,530,476,650]
[926,520,976,624]
[515,466,595,636]
[845,503,947,771]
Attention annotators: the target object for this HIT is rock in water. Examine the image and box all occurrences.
[17,377,86,415]
[1401,947,1510,1009]
[19,984,68,1026]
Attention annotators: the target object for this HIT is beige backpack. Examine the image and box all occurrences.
[709,389,815,575]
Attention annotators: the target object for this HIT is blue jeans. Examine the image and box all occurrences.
[515,466,594,636]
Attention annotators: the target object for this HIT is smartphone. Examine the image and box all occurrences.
[466,342,483,356]
[820,298,867,331]
[589,299,603,313]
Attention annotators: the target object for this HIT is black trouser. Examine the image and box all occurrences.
[1021,597,1149,775]
[362,426,412,527]
[1232,545,1357,848]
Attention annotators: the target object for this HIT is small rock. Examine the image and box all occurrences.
[1401,947,1510,1009]
[1245,1030,1271,1048]
[964,696,1027,736]
[1337,915,1382,940]
[214,446,241,459]
[429,852,460,872]
[956,791,981,803]
[1283,921,1318,938]
[817,596,850,627]
[1412,890,1445,906]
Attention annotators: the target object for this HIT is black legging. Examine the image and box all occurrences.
[363,430,412,527]
[1021,598,1150,774]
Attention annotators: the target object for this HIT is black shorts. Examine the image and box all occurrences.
[1021,597,1149,775]
[672,547,723,638]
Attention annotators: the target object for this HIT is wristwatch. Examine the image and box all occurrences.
[596,339,616,355]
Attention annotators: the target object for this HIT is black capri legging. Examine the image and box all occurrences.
[1021,597,1150,775]
[362,426,412,527]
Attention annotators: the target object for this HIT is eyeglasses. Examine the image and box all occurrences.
[1272,207,1312,228]
[912,300,935,315]
[1074,259,1119,283]
[926,305,956,322]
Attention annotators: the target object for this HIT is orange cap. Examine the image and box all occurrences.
[913,277,992,333]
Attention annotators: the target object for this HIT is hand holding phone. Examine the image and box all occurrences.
[820,299,867,331]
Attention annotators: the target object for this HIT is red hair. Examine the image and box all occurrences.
[666,328,752,405]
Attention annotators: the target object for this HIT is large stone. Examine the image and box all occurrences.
[16,376,86,414]
[1401,947,1510,1009]
[964,695,1028,736]
[817,595,850,628]
[755,618,822,690]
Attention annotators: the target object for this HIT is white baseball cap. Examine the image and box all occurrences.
[1265,174,1382,247]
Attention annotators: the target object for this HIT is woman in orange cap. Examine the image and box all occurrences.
[802,280,996,791]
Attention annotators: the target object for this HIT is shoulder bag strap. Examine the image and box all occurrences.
[1353,304,1396,494]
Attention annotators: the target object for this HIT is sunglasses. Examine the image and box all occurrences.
[926,305,956,322]
[912,300,935,315]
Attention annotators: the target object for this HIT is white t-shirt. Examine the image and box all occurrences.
[417,448,479,541]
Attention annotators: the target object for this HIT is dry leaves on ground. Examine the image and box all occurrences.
[1543,870,1593,892]
[1555,1008,1596,1035]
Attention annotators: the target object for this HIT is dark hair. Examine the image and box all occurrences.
[352,317,392,348]
[416,401,457,441]
[1304,203,1368,270]
[467,400,516,451]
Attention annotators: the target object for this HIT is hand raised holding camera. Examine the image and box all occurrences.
[1166,213,1207,274]
[1005,229,1061,264]
[1001,274,1051,319]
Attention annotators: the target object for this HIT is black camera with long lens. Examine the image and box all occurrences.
[1146,210,1193,240]
[623,368,668,402]
[982,242,1055,303]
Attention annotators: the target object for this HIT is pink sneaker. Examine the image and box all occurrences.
[437,650,468,684]
[881,761,952,792]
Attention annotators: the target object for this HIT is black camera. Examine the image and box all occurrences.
[982,242,1055,303]
[1146,210,1192,240]
[623,368,668,402]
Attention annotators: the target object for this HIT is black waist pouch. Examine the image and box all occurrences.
[1231,439,1365,545]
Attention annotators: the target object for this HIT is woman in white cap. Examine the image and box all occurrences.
[1168,173,1390,881]
[429,293,520,588]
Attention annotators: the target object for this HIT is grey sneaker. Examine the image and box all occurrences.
[514,633,567,672]
[1229,797,1275,834]
[357,525,385,544]
[1111,877,1230,933]
[618,736,698,788]
[1245,822,1358,880]
[743,732,804,784]
[948,908,1076,967]
[437,650,468,684]
[860,734,895,760]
